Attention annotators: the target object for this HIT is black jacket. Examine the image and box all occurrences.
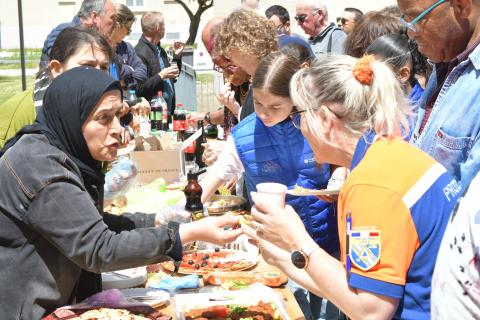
[0,133,181,319]
[134,35,182,106]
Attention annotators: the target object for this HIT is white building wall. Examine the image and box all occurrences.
[0,0,396,49]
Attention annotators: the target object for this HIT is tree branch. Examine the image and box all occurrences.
[173,0,193,20]
[198,0,213,11]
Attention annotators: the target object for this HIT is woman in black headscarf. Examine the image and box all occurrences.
[0,67,241,320]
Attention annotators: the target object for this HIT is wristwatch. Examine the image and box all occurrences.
[291,242,320,269]
[204,111,212,125]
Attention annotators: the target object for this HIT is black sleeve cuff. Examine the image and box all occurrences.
[167,221,183,261]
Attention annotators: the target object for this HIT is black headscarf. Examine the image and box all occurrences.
[1,66,122,208]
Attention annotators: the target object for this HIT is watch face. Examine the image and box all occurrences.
[291,251,306,269]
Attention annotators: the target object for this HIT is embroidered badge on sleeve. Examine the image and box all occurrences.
[350,229,381,271]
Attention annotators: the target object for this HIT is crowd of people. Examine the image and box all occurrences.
[0,0,479,319]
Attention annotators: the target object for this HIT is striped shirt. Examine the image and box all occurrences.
[33,69,51,113]
[338,131,461,319]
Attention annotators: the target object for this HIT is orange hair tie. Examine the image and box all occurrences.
[353,55,375,85]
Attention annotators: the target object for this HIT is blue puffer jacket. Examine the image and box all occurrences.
[231,113,339,254]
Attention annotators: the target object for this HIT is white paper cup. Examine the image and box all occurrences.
[255,182,287,208]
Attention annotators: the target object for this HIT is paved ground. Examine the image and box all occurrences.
[0,68,37,76]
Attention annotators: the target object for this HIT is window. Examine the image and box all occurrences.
[166,32,180,40]
[58,1,75,5]
[126,0,144,6]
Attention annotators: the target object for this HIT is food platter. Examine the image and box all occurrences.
[161,249,258,275]
[174,285,291,320]
[64,307,152,320]
[205,195,246,214]
[204,271,288,288]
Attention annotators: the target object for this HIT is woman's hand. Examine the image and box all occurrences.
[120,101,130,118]
[316,166,348,202]
[202,140,226,166]
[135,97,151,116]
[173,41,185,57]
[242,223,291,267]
[187,111,206,121]
[225,176,237,191]
[249,192,309,252]
[179,214,243,245]
[217,82,240,115]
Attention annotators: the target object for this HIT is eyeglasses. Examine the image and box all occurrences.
[126,27,132,36]
[274,23,285,34]
[290,105,339,129]
[399,0,447,32]
[294,11,318,23]
[339,18,351,25]
[290,107,316,129]
[294,14,307,23]
[213,63,238,74]
[212,54,238,74]
[290,112,302,129]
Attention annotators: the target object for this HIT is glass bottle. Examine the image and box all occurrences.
[184,171,206,221]
[126,89,139,108]
[195,120,206,168]
[183,119,197,173]
[173,103,187,141]
[150,92,161,132]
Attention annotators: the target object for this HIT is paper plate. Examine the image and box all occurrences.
[102,267,147,290]
[120,288,170,307]
[286,188,340,197]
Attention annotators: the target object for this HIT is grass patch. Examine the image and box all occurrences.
[0,75,36,105]
[0,48,42,60]
[0,61,39,69]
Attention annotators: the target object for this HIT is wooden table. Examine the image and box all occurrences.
[154,259,305,320]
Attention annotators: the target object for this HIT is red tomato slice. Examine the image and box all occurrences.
[210,305,229,318]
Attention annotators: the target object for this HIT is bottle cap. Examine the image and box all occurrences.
[187,167,207,180]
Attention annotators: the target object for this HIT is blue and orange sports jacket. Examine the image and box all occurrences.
[338,131,461,319]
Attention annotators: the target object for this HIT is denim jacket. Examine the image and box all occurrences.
[410,44,480,191]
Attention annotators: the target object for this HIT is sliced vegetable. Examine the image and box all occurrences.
[228,304,247,315]
[210,305,229,318]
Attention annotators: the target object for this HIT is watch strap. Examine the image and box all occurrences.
[293,241,319,269]
[204,111,211,124]
[302,241,320,258]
